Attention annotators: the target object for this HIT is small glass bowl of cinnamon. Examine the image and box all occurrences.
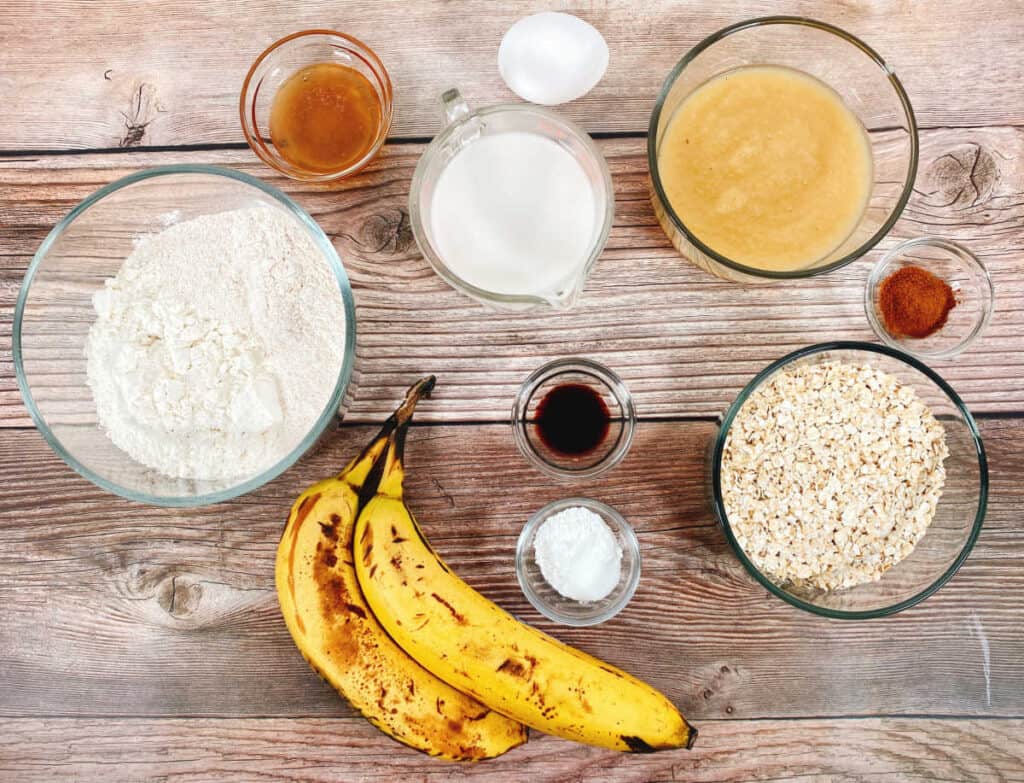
[865,237,994,360]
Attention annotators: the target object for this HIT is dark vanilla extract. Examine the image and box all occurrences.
[535,384,610,456]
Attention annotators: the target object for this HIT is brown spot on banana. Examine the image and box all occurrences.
[496,658,521,677]
[286,492,322,632]
[576,677,593,713]
[495,656,535,679]
[431,593,467,624]
[621,735,656,753]
[495,659,528,679]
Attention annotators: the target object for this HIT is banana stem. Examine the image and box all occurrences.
[357,377,435,502]
[395,376,436,427]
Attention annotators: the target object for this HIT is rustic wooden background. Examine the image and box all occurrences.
[1,2,1022,781]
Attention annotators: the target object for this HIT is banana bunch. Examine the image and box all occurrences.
[275,378,526,761]
[276,377,696,759]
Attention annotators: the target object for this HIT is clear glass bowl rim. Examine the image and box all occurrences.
[863,236,996,359]
[647,15,920,280]
[239,28,394,183]
[515,496,642,626]
[711,341,988,619]
[511,357,637,481]
[408,102,615,308]
[13,164,358,507]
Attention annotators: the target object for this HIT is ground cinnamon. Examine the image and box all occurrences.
[878,265,957,338]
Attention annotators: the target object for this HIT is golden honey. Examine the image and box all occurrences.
[269,62,383,174]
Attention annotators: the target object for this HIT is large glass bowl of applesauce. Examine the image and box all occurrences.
[649,17,918,283]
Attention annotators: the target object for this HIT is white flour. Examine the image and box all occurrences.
[85,206,347,482]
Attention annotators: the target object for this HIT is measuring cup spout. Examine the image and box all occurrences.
[543,279,585,310]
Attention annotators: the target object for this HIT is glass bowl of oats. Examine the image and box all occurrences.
[711,342,987,618]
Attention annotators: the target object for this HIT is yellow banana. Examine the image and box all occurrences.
[275,378,527,761]
[354,406,698,753]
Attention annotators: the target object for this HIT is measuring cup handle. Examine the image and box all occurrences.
[440,88,471,126]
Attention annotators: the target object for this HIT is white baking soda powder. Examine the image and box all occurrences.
[429,131,597,298]
[533,506,623,602]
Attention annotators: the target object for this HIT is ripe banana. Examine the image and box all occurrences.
[275,378,527,761]
[354,409,698,753]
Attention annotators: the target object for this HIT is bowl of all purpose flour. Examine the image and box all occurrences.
[516,498,641,626]
[13,166,356,506]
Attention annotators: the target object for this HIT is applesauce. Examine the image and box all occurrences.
[657,65,872,272]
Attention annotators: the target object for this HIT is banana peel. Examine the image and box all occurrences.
[275,377,527,761]
[354,380,698,753]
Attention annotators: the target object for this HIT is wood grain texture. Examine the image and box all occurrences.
[3,127,1023,427]
[0,0,1022,150]
[2,2,1023,779]
[1,716,1022,783]
[0,418,1018,720]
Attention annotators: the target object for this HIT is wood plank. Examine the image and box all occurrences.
[1,0,1022,150]
[0,418,1018,719]
[2,127,1023,427]
[1,716,1021,782]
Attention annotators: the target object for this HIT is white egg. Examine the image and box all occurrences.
[498,12,609,106]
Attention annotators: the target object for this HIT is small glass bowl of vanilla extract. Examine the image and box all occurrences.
[512,358,636,481]
[241,30,393,181]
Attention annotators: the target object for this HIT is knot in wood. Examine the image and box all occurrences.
[924,143,998,209]
[358,208,413,255]
[156,575,203,618]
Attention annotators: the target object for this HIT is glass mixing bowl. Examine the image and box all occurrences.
[711,342,987,618]
[649,17,918,283]
[13,165,357,507]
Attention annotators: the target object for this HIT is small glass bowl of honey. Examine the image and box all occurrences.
[241,30,393,181]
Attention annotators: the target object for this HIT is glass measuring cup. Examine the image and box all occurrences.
[409,89,614,310]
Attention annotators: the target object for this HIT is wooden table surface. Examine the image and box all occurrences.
[2,2,1023,781]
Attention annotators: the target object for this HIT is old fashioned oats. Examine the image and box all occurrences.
[720,360,949,591]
